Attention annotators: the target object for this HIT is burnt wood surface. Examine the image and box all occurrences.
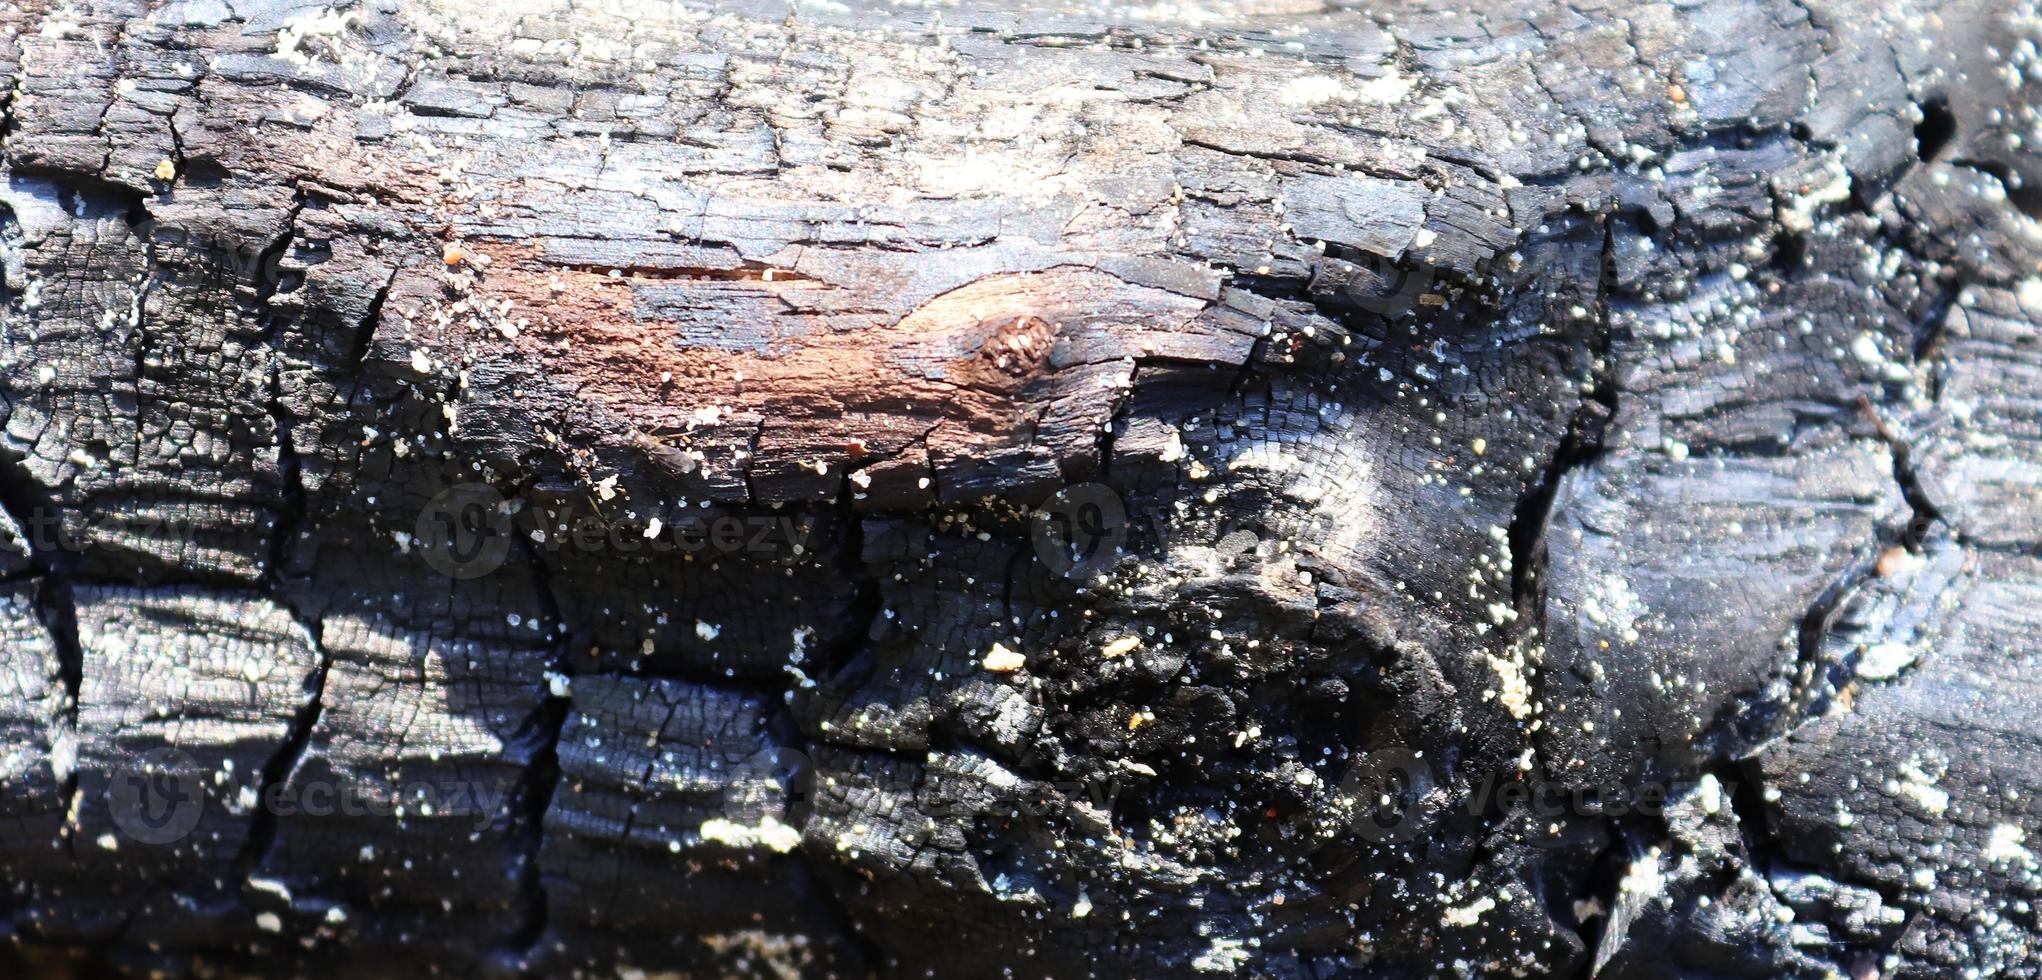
[0,0,2038,976]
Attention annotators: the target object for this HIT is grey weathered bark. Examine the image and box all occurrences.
[0,0,2037,976]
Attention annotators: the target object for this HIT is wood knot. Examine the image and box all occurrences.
[972,314,1055,381]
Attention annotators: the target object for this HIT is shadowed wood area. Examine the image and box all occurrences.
[0,0,2037,976]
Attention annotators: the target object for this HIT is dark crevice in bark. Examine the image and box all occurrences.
[339,267,406,413]
[1768,437,1934,743]
[1719,759,1910,979]
[1857,396,1942,551]
[1222,271,1310,305]
[343,267,397,375]
[1513,221,1619,792]
[840,417,943,505]
[1507,392,1609,629]
[231,620,329,879]
[0,333,86,854]
[0,454,57,579]
[1724,758,1780,876]
[500,694,567,965]
[1732,757,1913,955]
[758,742,893,975]
[740,418,767,506]
[1542,221,1631,977]
[812,480,883,684]
[126,201,160,510]
[231,185,332,885]
[793,861,890,975]
[1913,97,1956,163]
[558,665,791,701]
[1222,334,1273,427]
[1767,392,1944,745]
[501,539,571,965]
[1508,230,1617,627]
[30,577,83,861]
[592,696,684,931]
[556,261,819,284]
[1178,135,1424,183]
[1563,732,1792,975]
[781,480,893,973]
[1910,277,1962,365]
[1778,536,1885,735]
[0,51,20,154]
[1097,361,1140,479]
[258,197,308,591]
[1720,762,1911,980]
[163,111,188,177]
[1267,238,1497,320]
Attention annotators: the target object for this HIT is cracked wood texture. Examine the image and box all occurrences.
[0,0,2036,976]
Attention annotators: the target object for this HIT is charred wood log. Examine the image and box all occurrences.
[0,0,2037,976]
